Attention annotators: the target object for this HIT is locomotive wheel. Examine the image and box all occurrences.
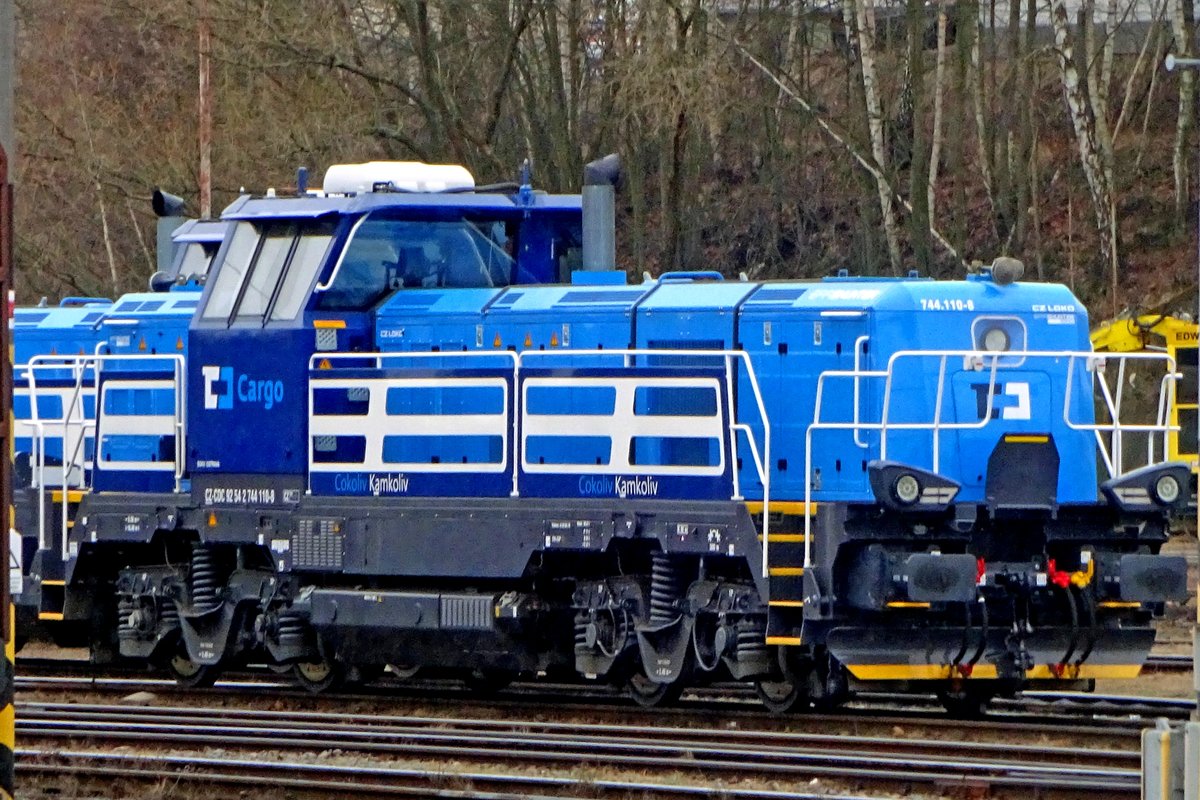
[386,664,421,681]
[755,677,806,714]
[293,658,345,693]
[626,668,685,708]
[165,651,219,688]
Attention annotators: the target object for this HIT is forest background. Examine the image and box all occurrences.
[7,0,1200,322]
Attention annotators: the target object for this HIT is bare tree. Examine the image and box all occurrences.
[1170,0,1195,226]
[843,0,902,273]
[1050,0,1117,273]
[928,0,949,224]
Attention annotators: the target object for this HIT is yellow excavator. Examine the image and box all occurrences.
[1090,313,1198,467]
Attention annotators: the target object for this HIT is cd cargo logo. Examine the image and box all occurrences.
[202,365,285,410]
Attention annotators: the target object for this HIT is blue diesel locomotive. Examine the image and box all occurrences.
[14,161,1191,712]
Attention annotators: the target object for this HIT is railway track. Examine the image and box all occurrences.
[14,658,1195,730]
[16,700,1143,798]
[1143,653,1196,672]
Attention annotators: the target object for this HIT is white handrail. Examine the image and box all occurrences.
[519,349,771,577]
[803,349,1181,568]
[313,347,774,577]
[22,353,188,563]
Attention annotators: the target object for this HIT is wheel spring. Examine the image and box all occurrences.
[189,545,221,613]
[736,624,768,661]
[649,552,683,625]
[573,611,590,655]
[276,610,307,648]
[117,596,136,643]
[159,598,180,630]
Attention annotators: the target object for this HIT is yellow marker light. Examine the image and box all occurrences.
[176,337,184,351]
[138,337,147,351]
[550,332,559,347]
[524,333,532,348]
[207,512,217,527]
[493,333,502,348]
[318,358,332,370]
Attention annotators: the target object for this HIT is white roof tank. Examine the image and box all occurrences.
[321,161,475,195]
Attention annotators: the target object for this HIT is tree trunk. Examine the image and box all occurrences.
[845,0,903,273]
[1171,0,1195,226]
[1050,0,1116,270]
[971,16,999,236]
[927,0,948,224]
[905,0,930,269]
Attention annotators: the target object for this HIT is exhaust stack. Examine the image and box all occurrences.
[582,154,620,271]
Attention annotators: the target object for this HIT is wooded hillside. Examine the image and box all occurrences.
[9,0,1199,320]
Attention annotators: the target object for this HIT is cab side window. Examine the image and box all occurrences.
[202,222,259,320]
[201,220,334,323]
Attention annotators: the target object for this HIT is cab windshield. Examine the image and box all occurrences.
[317,216,515,310]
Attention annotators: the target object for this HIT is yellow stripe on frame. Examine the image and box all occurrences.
[1097,601,1142,609]
[757,534,808,543]
[37,612,64,621]
[1004,434,1049,444]
[0,704,12,752]
[50,489,84,504]
[885,601,931,609]
[1024,664,1141,680]
[768,567,805,577]
[312,319,346,329]
[768,600,805,608]
[848,664,1000,680]
[745,501,817,516]
[765,636,803,646]
[40,579,65,586]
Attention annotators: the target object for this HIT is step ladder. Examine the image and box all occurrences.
[37,488,85,622]
[749,501,816,645]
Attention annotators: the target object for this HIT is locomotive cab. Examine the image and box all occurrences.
[181,169,584,484]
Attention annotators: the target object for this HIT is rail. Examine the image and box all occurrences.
[804,349,1180,567]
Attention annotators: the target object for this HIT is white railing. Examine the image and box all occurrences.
[20,353,187,562]
[803,349,1180,567]
[309,348,774,576]
[309,351,521,494]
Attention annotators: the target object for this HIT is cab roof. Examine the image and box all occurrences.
[221,191,581,221]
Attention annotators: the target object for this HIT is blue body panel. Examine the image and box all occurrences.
[13,305,109,378]
[188,326,308,476]
[96,291,200,365]
[484,283,651,353]
[634,281,760,352]
[375,289,502,352]
[244,274,1100,505]
[733,277,1096,503]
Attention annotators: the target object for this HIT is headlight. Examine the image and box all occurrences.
[982,326,1010,352]
[893,474,921,505]
[1153,474,1181,504]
